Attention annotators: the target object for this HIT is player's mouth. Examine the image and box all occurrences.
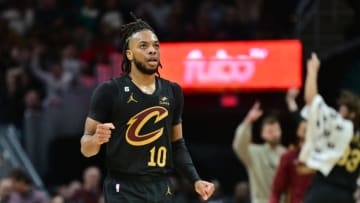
[147,58,159,66]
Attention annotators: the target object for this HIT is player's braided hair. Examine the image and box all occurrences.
[120,13,162,75]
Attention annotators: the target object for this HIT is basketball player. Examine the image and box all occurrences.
[80,16,214,202]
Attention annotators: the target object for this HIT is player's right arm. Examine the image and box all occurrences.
[80,81,115,157]
[232,102,263,166]
[80,118,115,157]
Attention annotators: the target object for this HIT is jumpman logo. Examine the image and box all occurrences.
[165,185,172,196]
[127,93,138,104]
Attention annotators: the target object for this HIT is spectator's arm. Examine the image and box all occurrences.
[30,54,50,82]
[232,102,263,166]
[285,88,305,131]
[232,121,253,166]
[286,88,299,113]
[304,53,320,105]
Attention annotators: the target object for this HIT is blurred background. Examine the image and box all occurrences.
[0,0,360,202]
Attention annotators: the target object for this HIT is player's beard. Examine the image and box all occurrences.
[134,57,158,75]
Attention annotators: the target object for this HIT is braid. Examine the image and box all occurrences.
[120,13,162,75]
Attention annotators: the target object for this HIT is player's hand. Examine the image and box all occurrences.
[286,88,299,112]
[307,52,320,74]
[244,102,263,124]
[94,123,115,145]
[194,180,215,201]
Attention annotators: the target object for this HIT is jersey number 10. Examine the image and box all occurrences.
[148,146,167,167]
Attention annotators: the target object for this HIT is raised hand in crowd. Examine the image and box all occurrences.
[244,102,263,124]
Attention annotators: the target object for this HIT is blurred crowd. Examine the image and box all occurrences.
[0,0,299,135]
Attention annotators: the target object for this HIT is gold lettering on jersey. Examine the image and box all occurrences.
[127,93,138,104]
[336,134,360,173]
[126,106,168,146]
[159,96,170,106]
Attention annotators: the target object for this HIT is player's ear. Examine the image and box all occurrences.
[126,50,134,61]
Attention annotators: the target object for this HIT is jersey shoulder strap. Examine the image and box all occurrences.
[158,77,175,100]
[111,77,125,99]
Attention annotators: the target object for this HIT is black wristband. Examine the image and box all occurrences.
[172,138,201,184]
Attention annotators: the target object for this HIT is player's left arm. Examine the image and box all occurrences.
[171,124,215,201]
[170,82,215,200]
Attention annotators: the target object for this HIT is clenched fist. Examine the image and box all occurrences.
[195,180,215,201]
[94,123,115,144]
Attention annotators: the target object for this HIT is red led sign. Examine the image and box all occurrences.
[159,40,302,92]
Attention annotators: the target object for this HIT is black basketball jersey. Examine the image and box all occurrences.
[88,75,183,177]
[312,131,360,192]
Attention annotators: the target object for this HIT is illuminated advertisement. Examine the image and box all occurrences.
[160,40,302,92]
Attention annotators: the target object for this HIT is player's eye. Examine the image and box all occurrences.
[139,43,147,49]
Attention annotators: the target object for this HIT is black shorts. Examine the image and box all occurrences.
[303,182,354,203]
[103,176,173,203]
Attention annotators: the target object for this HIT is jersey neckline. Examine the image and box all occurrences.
[125,75,160,97]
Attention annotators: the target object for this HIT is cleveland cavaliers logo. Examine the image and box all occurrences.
[126,106,168,146]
